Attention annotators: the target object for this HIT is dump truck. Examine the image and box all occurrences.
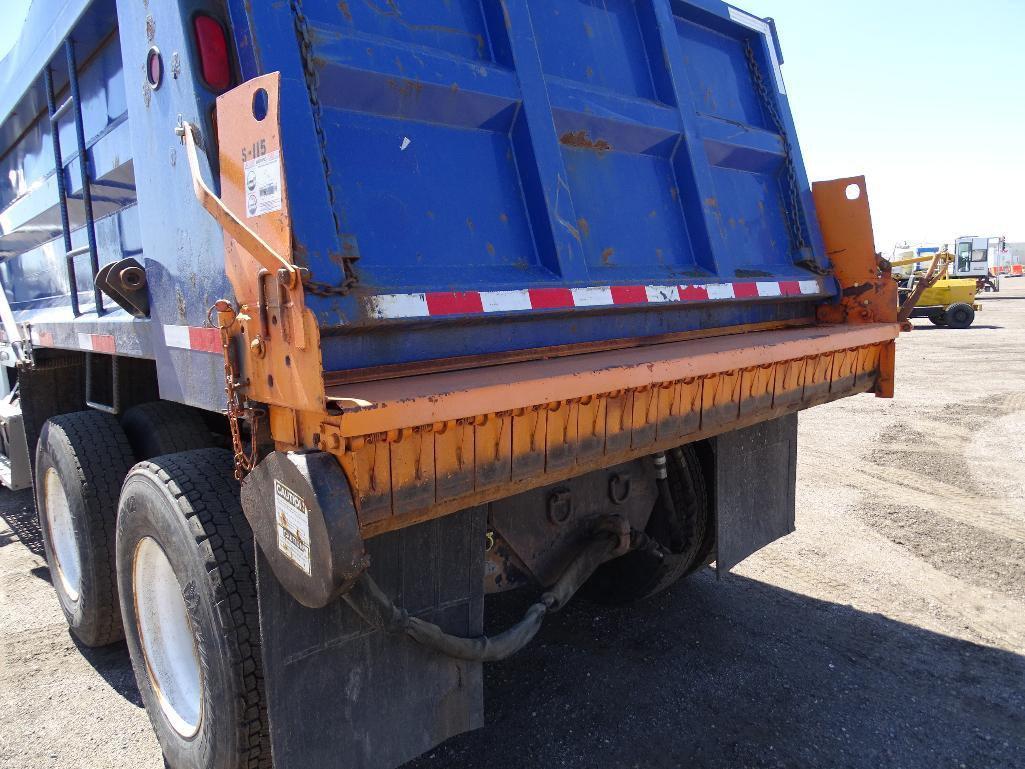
[0,2,900,768]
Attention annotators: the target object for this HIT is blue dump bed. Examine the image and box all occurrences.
[231,0,836,376]
[0,0,839,406]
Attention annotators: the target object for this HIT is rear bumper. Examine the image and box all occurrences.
[314,323,898,536]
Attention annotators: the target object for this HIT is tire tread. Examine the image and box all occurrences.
[121,401,214,460]
[39,410,135,646]
[132,449,270,769]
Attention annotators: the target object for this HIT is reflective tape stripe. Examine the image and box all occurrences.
[76,333,116,353]
[364,279,827,319]
[164,325,221,353]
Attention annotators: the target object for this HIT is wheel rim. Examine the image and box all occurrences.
[43,468,82,601]
[133,537,203,739]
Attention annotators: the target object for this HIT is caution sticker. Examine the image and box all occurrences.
[244,150,283,218]
[274,479,311,576]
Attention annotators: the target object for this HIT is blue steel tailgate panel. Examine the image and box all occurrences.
[229,0,835,372]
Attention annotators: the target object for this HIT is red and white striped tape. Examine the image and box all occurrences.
[75,333,117,353]
[365,279,824,320]
[163,325,222,353]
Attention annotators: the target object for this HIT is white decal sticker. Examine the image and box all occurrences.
[274,479,311,576]
[244,150,283,217]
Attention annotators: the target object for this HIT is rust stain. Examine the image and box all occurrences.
[601,247,615,265]
[559,130,612,153]
[499,212,509,223]
[338,0,353,22]
[705,197,718,208]
[486,242,496,256]
[577,217,590,238]
[363,0,487,58]
[387,78,423,98]
[583,21,594,38]
[648,210,658,219]
[670,186,679,201]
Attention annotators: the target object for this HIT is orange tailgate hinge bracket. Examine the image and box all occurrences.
[812,177,899,327]
[178,73,328,453]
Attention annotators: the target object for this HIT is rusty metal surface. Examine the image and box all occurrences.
[214,74,326,416]
[324,324,898,436]
[812,177,898,327]
[308,324,895,538]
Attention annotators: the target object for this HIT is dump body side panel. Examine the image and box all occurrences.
[112,0,236,409]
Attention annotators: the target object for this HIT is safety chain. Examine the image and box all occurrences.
[289,0,359,295]
[210,301,261,480]
[743,40,828,276]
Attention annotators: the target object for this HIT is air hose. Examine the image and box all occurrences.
[343,517,664,662]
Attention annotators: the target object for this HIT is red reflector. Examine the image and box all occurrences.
[193,15,231,92]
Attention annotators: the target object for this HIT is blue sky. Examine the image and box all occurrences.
[1,0,1021,251]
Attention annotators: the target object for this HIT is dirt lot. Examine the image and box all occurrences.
[2,286,1023,769]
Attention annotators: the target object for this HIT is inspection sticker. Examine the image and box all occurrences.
[244,150,283,217]
[274,479,311,576]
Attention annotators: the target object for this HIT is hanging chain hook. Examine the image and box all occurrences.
[209,300,261,480]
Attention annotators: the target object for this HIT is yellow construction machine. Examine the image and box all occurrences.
[893,250,980,328]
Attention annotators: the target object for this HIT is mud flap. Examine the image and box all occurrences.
[257,507,486,769]
[714,413,798,573]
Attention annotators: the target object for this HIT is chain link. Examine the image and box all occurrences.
[290,0,359,296]
[743,40,827,274]
[207,303,261,480]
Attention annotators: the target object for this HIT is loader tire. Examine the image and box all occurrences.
[121,401,215,461]
[35,411,135,646]
[583,445,711,605]
[116,449,269,769]
[928,311,946,326]
[944,303,975,329]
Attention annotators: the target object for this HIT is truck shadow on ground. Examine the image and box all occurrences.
[0,489,145,707]
[408,571,1025,769]
[5,486,1023,768]
[0,488,44,558]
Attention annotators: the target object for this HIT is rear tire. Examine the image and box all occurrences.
[35,411,135,646]
[116,449,269,769]
[583,445,711,604]
[928,311,947,326]
[121,401,216,460]
[944,303,975,329]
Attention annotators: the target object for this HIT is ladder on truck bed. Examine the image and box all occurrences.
[42,38,104,319]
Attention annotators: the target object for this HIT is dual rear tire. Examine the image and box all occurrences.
[34,404,268,769]
[584,445,714,604]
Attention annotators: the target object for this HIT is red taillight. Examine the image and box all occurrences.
[193,15,231,92]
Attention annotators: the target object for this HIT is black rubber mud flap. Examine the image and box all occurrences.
[714,413,798,574]
[257,507,486,769]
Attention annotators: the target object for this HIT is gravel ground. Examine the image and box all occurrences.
[2,286,1024,769]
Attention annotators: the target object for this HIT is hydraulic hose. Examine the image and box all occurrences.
[343,517,661,662]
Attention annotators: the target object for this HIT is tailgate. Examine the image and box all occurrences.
[232,0,834,373]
